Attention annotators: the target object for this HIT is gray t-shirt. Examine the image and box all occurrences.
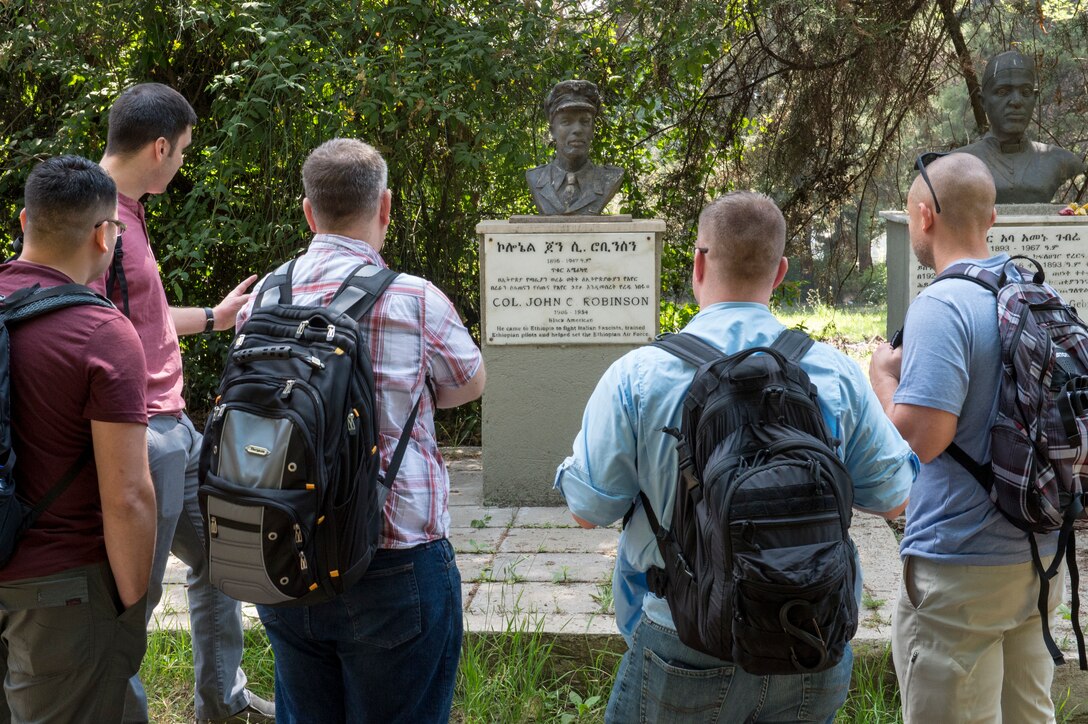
[896,252,1057,564]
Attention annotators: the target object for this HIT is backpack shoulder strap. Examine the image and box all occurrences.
[770,328,814,362]
[327,264,399,320]
[650,332,722,367]
[934,263,1000,293]
[0,285,114,324]
[104,237,129,317]
[253,259,298,310]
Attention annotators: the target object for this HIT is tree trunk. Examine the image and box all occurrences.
[936,0,988,136]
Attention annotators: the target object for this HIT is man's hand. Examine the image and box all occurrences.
[869,342,903,418]
[869,342,902,383]
[213,274,259,331]
[170,274,259,336]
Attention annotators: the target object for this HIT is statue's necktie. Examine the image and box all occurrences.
[563,172,578,206]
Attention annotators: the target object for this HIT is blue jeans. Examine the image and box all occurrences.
[605,614,852,723]
[126,414,249,721]
[257,538,462,724]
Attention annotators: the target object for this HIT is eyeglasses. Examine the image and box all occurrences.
[94,218,127,235]
[915,152,950,214]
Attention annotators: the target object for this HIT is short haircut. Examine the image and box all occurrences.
[23,155,117,248]
[697,192,786,283]
[302,138,388,226]
[106,83,197,156]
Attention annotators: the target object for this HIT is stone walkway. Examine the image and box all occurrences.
[153,447,902,642]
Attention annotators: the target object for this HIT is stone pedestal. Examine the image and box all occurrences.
[883,204,1088,335]
[476,218,665,506]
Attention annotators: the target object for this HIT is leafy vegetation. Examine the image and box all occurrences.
[1,1,1086,434]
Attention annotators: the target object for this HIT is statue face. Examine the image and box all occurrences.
[550,109,595,168]
[982,68,1037,142]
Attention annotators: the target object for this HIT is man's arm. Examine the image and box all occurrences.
[171,274,258,335]
[91,420,156,609]
[871,341,959,463]
[435,363,486,409]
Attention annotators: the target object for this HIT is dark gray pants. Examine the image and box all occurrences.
[0,562,147,723]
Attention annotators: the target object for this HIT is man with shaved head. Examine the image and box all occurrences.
[557,192,915,722]
[871,153,1061,721]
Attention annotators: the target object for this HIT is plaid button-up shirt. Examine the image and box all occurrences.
[237,234,482,547]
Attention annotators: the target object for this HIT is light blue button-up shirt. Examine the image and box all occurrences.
[555,302,917,641]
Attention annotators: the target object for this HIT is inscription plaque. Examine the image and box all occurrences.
[908,226,1088,305]
[482,232,657,345]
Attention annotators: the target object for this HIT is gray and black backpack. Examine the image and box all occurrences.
[639,329,857,674]
[199,260,418,607]
[934,255,1088,669]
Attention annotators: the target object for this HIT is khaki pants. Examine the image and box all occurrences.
[0,563,148,723]
[892,555,1063,724]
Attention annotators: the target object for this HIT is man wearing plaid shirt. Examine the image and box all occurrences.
[236,137,485,723]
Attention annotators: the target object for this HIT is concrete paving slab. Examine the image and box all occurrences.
[448,472,483,506]
[464,611,617,637]
[457,554,496,583]
[467,581,612,617]
[449,505,517,529]
[489,552,615,583]
[513,507,580,528]
[500,527,618,555]
[449,526,506,554]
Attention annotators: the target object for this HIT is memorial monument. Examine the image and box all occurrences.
[957,50,1083,204]
[477,80,661,505]
[526,80,625,215]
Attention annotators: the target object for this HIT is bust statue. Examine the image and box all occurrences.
[957,50,1083,204]
[526,80,624,215]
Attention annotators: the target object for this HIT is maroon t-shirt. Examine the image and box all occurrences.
[0,261,148,582]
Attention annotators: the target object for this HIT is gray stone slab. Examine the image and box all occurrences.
[448,471,483,506]
[466,581,612,617]
[463,611,617,636]
[163,555,189,585]
[852,514,901,632]
[449,505,516,529]
[500,527,618,555]
[449,526,506,554]
[457,554,496,584]
[513,507,579,528]
[489,553,615,583]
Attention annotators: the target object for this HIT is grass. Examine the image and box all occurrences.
[142,625,275,723]
[776,303,888,344]
[142,627,906,723]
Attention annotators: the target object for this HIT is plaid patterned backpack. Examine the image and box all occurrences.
[937,255,1088,670]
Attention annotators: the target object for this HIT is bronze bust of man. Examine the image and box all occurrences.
[957,50,1083,203]
[526,80,624,215]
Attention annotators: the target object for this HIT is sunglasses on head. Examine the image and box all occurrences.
[915,151,950,214]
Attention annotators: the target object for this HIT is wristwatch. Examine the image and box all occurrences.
[203,307,215,334]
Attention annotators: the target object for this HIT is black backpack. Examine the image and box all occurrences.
[640,329,857,674]
[0,284,115,566]
[199,260,418,607]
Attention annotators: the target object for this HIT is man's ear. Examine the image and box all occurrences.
[917,200,936,232]
[93,221,110,254]
[302,198,318,233]
[771,257,789,289]
[378,188,392,227]
[18,208,26,231]
[153,137,169,162]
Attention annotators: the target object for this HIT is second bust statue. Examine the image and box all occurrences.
[527,80,624,215]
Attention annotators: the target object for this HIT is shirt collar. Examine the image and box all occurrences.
[549,162,586,192]
[309,233,387,268]
[683,301,776,329]
[117,191,143,216]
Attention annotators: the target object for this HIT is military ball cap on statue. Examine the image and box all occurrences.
[981,50,1035,92]
[526,79,625,216]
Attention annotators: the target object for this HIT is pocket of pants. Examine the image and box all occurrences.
[344,562,421,648]
[109,592,149,679]
[639,649,731,723]
[902,556,928,610]
[7,598,92,677]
